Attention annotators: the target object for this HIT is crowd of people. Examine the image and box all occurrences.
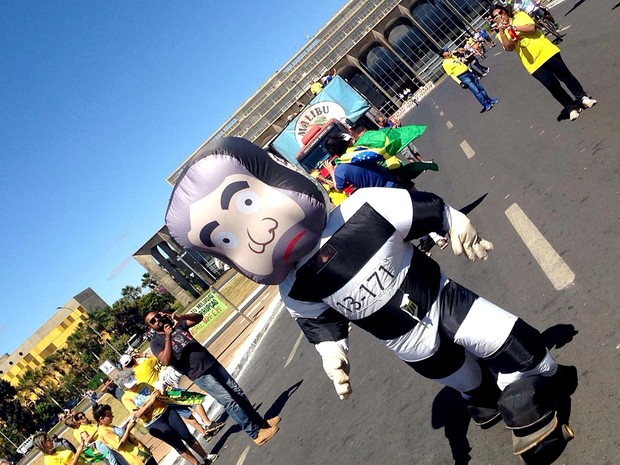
[29,307,283,465]
[19,4,596,465]
[439,2,595,121]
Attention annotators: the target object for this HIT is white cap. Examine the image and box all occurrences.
[123,374,138,389]
[119,354,132,367]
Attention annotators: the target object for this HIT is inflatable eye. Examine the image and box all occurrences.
[213,231,238,249]
[235,190,260,214]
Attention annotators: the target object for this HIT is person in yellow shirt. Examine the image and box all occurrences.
[118,371,215,465]
[66,412,123,465]
[32,433,85,465]
[92,404,159,465]
[491,4,597,121]
[119,354,225,441]
[441,49,499,113]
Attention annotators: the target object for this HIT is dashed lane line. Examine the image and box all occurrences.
[236,447,250,465]
[460,140,475,159]
[446,120,453,129]
[440,111,444,116]
[285,331,305,368]
[505,203,575,290]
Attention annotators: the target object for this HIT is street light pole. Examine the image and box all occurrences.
[56,307,123,358]
[0,428,19,449]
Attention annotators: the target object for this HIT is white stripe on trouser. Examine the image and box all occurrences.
[453,297,558,391]
[497,352,558,390]
[454,297,518,358]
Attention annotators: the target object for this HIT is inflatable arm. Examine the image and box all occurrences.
[403,191,493,260]
[296,308,351,399]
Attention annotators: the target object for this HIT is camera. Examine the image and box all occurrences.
[158,314,174,327]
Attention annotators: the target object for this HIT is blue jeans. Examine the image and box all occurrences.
[94,441,128,465]
[192,360,264,439]
[458,71,493,108]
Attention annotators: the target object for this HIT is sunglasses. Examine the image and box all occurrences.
[148,315,161,325]
[76,414,85,420]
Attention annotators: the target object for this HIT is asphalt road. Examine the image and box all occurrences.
[198,2,620,464]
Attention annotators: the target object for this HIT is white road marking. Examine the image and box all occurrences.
[460,140,475,158]
[446,120,453,129]
[236,447,250,465]
[285,331,305,368]
[440,111,444,116]
[505,203,575,290]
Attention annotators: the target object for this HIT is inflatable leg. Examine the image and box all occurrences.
[498,376,573,459]
[463,366,501,428]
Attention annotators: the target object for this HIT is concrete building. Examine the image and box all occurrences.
[133,227,227,307]
[0,288,109,386]
[135,0,489,300]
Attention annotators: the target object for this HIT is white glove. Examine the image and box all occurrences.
[315,340,352,400]
[445,205,494,261]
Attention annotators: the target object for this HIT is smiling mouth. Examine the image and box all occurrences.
[247,218,278,254]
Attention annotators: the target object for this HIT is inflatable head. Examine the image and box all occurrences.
[166,137,328,284]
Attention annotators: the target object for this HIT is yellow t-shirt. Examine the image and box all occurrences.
[73,423,98,444]
[96,426,152,465]
[121,384,167,427]
[132,357,160,386]
[498,11,560,74]
[310,82,323,94]
[43,450,85,465]
[442,57,470,83]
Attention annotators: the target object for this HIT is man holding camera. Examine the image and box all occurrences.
[145,311,280,446]
[441,48,498,113]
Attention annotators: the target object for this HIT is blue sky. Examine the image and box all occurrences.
[0,0,347,356]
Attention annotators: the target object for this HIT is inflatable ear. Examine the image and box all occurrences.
[166,137,328,285]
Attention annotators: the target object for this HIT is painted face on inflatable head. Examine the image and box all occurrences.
[166,137,328,285]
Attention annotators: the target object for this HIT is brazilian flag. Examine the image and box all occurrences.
[355,125,427,156]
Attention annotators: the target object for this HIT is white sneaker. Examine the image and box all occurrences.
[569,109,581,121]
[203,454,219,464]
[581,96,597,109]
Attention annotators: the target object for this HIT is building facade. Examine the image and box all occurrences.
[136,0,490,301]
[166,0,490,185]
[0,288,108,386]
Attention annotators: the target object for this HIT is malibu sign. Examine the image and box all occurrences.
[295,101,346,145]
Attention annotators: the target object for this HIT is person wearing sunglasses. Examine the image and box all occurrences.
[491,4,596,121]
[92,404,167,465]
[65,412,123,465]
[145,310,280,447]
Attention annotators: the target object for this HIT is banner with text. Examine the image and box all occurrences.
[188,292,228,337]
[271,76,371,165]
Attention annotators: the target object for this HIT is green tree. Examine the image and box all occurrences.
[140,273,158,290]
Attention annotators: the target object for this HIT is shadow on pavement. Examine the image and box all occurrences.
[431,387,472,465]
[263,379,303,420]
[613,2,620,9]
[563,0,588,16]
[207,380,304,453]
[541,323,578,350]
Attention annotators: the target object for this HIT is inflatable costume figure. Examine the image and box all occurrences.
[165,137,574,461]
